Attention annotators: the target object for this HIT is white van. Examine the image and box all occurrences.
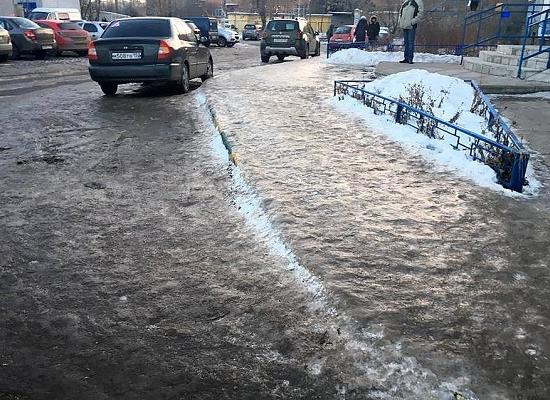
[28,8,82,21]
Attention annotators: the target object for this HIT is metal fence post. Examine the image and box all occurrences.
[510,151,529,192]
[395,104,404,124]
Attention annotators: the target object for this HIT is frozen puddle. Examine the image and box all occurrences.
[195,90,478,400]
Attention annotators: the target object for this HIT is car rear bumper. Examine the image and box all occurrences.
[19,41,56,54]
[88,63,181,83]
[58,42,89,52]
[0,43,12,55]
[263,46,299,55]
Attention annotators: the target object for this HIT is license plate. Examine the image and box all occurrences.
[273,38,287,43]
[42,45,53,49]
[111,51,142,60]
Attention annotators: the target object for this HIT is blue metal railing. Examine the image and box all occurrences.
[461,2,550,62]
[333,80,529,192]
[517,8,550,78]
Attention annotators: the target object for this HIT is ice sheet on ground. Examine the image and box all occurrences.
[329,69,539,196]
[326,49,461,67]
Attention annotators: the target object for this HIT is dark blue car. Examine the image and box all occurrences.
[181,17,218,46]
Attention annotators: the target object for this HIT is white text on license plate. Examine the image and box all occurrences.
[112,52,141,60]
[42,45,53,49]
[273,38,287,43]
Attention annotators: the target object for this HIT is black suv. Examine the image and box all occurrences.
[88,17,213,96]
[260,18,320,62]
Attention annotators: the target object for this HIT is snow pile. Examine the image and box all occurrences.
[326,48,461,67]
[329,69,539,195]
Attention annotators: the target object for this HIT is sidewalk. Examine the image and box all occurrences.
[375,61,550,94]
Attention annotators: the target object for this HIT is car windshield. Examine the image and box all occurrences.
[59,22,80,30]
[28,12,48,20]
[12,17,40,29]
[266,21,297,31]
[102,19,171,38]
[335,26,352,34]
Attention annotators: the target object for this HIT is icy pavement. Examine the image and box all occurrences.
[201,56,550,398]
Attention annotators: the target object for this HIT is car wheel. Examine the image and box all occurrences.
[261,54,270,63]
[201,58,214,82]
[314,42,320,57]
[218,37,227,47]
[35,50,47,60]
[300,45,308,59]
[0,54,8,63]
[277,55,285,61]
[179,63,190,93]
[11,45,20,59]
[99,83,117,96]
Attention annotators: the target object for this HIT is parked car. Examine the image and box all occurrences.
[0,26,12,62]
[242,24,262,40]
[28,8,82,21]
[88,17,213,96]
[182,19,201,37]
[36,20,89,56]
[0,16,55,59]
[217,25,239,47]
[329,25,355,43]
[77,21,108,41]
[260,18,320,62]
[182,17,218,46]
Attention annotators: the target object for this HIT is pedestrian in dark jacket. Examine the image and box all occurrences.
[327,24,334,41]
[366,15,380,47]
[354,16,368,44]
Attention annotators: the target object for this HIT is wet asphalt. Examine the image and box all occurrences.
[1,43,550,400]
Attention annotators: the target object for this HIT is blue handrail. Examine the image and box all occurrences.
[333,80,529,192]
[517,8,550,78]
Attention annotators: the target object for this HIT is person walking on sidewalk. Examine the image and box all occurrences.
[398,0,424,63]
[366,16,381,48]
[354,16,368,48]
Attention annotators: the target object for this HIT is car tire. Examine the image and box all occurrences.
[277,55,285,61]
[100,83,117,96]
[11,45,20,59]
[179,62,190,93]
[300,45,308,59]
[261,54,270,63]
[201,58,214,82]
[218,37,227,47]
[0,54,8,63]
[35,50,47,60]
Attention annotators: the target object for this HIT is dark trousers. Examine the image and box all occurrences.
[403,27,416,61]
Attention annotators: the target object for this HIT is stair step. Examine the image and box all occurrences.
[496,44,549,57]
[463,57,541,79]
[479,50,549,69]
[525,68,550,83]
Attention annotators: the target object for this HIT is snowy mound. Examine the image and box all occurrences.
[329,69,539,195]
[326,49,461,67]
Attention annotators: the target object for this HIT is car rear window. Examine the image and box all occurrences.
[266,21,297,32]
[335,26,352,34]
[12,17,40,29]
[59,22,80,30]
[244,24,256,29]
[28,12,48,20]
[102,19,171,38]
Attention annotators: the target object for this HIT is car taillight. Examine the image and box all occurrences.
[23,30,37,41]
[88,41,97,61]
[157,40,172,61]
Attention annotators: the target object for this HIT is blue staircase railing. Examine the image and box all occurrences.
[460,2,550,62]
[517,7,550,78]
[333,80,529,192]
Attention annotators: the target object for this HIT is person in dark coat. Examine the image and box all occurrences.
[354,16,368,44]
[366,15,381,47]
[326,24,334,41]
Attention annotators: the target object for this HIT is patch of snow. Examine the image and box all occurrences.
[326,49,460,67]
[328,69,539,196]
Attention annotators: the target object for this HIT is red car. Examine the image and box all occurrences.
[35,20,89,56]
[329,25,355,43]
